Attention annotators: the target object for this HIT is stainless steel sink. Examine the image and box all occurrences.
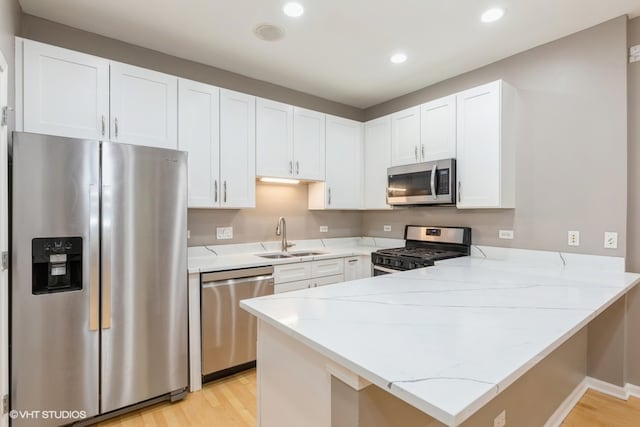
[257,253,294,259]
[288,251,327,257]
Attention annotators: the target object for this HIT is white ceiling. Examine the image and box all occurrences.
[18,0,640,108]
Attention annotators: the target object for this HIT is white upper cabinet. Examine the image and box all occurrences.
[456,80,515,209]
[309,115,362,210]
[256,100,325,181]
[390,106,421,166]
[256,98,293,179]
[363,115,392,210]
[293,107,325,181]
[220,89,256,208]
[21,39,109,140]
[178,79,220,208]
[110,62,178,149]
[421,95,456,161]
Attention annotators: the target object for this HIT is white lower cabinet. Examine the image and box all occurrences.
[344,256,372,281]
[274,258,349,294]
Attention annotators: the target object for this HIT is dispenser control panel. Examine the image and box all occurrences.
[32,237,83,295]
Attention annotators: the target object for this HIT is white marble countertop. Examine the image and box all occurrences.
[187,237,404,274]
[240,247,640,426]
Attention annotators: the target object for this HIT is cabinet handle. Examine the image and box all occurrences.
[224,181,227,203]
[458,181,462,203]
[289,161,293,175]
[114,117,119,139]
[414,146,418,161]
[296,161,300,175]
[348,259,358,264]
[101,115,105,137]
[214,180,218,203]
[328,187,332,206]
[421,144,425,160]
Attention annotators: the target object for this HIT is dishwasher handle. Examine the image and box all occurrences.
[202,275,274,289]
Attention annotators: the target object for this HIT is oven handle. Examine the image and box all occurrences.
[373,265,401,274]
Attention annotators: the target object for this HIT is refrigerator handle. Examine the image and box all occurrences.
[102,185,113,330]
[89,185,100,331]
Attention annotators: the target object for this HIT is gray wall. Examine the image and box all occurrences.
[19,14,363,121]
[188,182,362,247]
[0,0,21,130]
[362,17,628,257]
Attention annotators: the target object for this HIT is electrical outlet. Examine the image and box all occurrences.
[567,231,580,247]
[187,230,191,239]
[498,230,514,240]
[216,227,233,240]
[384,225,392,232]
[494,410,506,427]
[604,232,618,249]
[319,226,329,233]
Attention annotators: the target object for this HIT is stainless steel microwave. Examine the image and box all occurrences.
[387,159,456,206]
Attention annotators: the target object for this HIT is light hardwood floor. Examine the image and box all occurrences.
[98,370,256,427]
[97,369,640,426]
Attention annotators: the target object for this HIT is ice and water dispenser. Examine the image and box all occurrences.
[31,237,82,294]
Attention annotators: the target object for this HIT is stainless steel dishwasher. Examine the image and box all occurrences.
[201,266,274,381]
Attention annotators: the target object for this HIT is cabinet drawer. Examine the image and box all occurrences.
[275,280,311,294]
[311,274,344,288]
[274,262,312,284]
[311,258,344,278]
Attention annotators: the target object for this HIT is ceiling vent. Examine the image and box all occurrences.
[254,24,285,42]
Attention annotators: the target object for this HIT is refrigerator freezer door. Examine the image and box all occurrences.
[11,132,100,426]
[100,142,188,413]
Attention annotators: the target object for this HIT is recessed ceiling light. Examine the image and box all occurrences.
[390,53,407,64]
[283,2,304,18]
[260,177,300,185]
[254,24,285,42]
[481,7,506,23]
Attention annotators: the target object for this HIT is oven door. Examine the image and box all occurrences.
[373,265,402,276]
[387,159,455,206]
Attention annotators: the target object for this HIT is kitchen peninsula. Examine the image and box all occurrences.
[241,248,640,427]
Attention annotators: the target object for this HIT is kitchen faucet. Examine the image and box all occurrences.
[275,217,295,252]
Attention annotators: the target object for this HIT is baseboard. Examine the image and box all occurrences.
[624,382,640,399]
[585,377,628,400]
[543,377,640,427]
[543,378,589,427]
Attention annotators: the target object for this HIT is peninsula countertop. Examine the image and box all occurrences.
[240,247,640,426]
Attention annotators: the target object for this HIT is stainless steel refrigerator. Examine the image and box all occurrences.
[10,132,188,426]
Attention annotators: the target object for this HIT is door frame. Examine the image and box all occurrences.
[0,48,10,427]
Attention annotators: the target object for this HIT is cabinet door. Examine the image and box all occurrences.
[220,89,256,208]
[456,81,501,208]
[391,106,421,166]
[256,98,293,179]
[274,262,312,284]
[22,39,109,140]
[275,280,312,294]
[364,116,392,209]
[344,257,360,282]
[110,62,178,149]
[421,95,456,161]
[311,258,344,277]
[320,116,362,209]
[178,79,220,208]
[358,255,372,278]
[293,107,325,181]
[312,274,344,287]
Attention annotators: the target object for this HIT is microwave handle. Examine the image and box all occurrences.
[430,164,437,199]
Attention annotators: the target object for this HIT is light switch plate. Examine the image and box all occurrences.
[319,226,329,233]
[187,230,191,239]
[383,225,392,232]
[604,232,618,249]
[216,227,233,240]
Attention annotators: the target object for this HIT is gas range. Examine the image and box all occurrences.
[371,226,471,275]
